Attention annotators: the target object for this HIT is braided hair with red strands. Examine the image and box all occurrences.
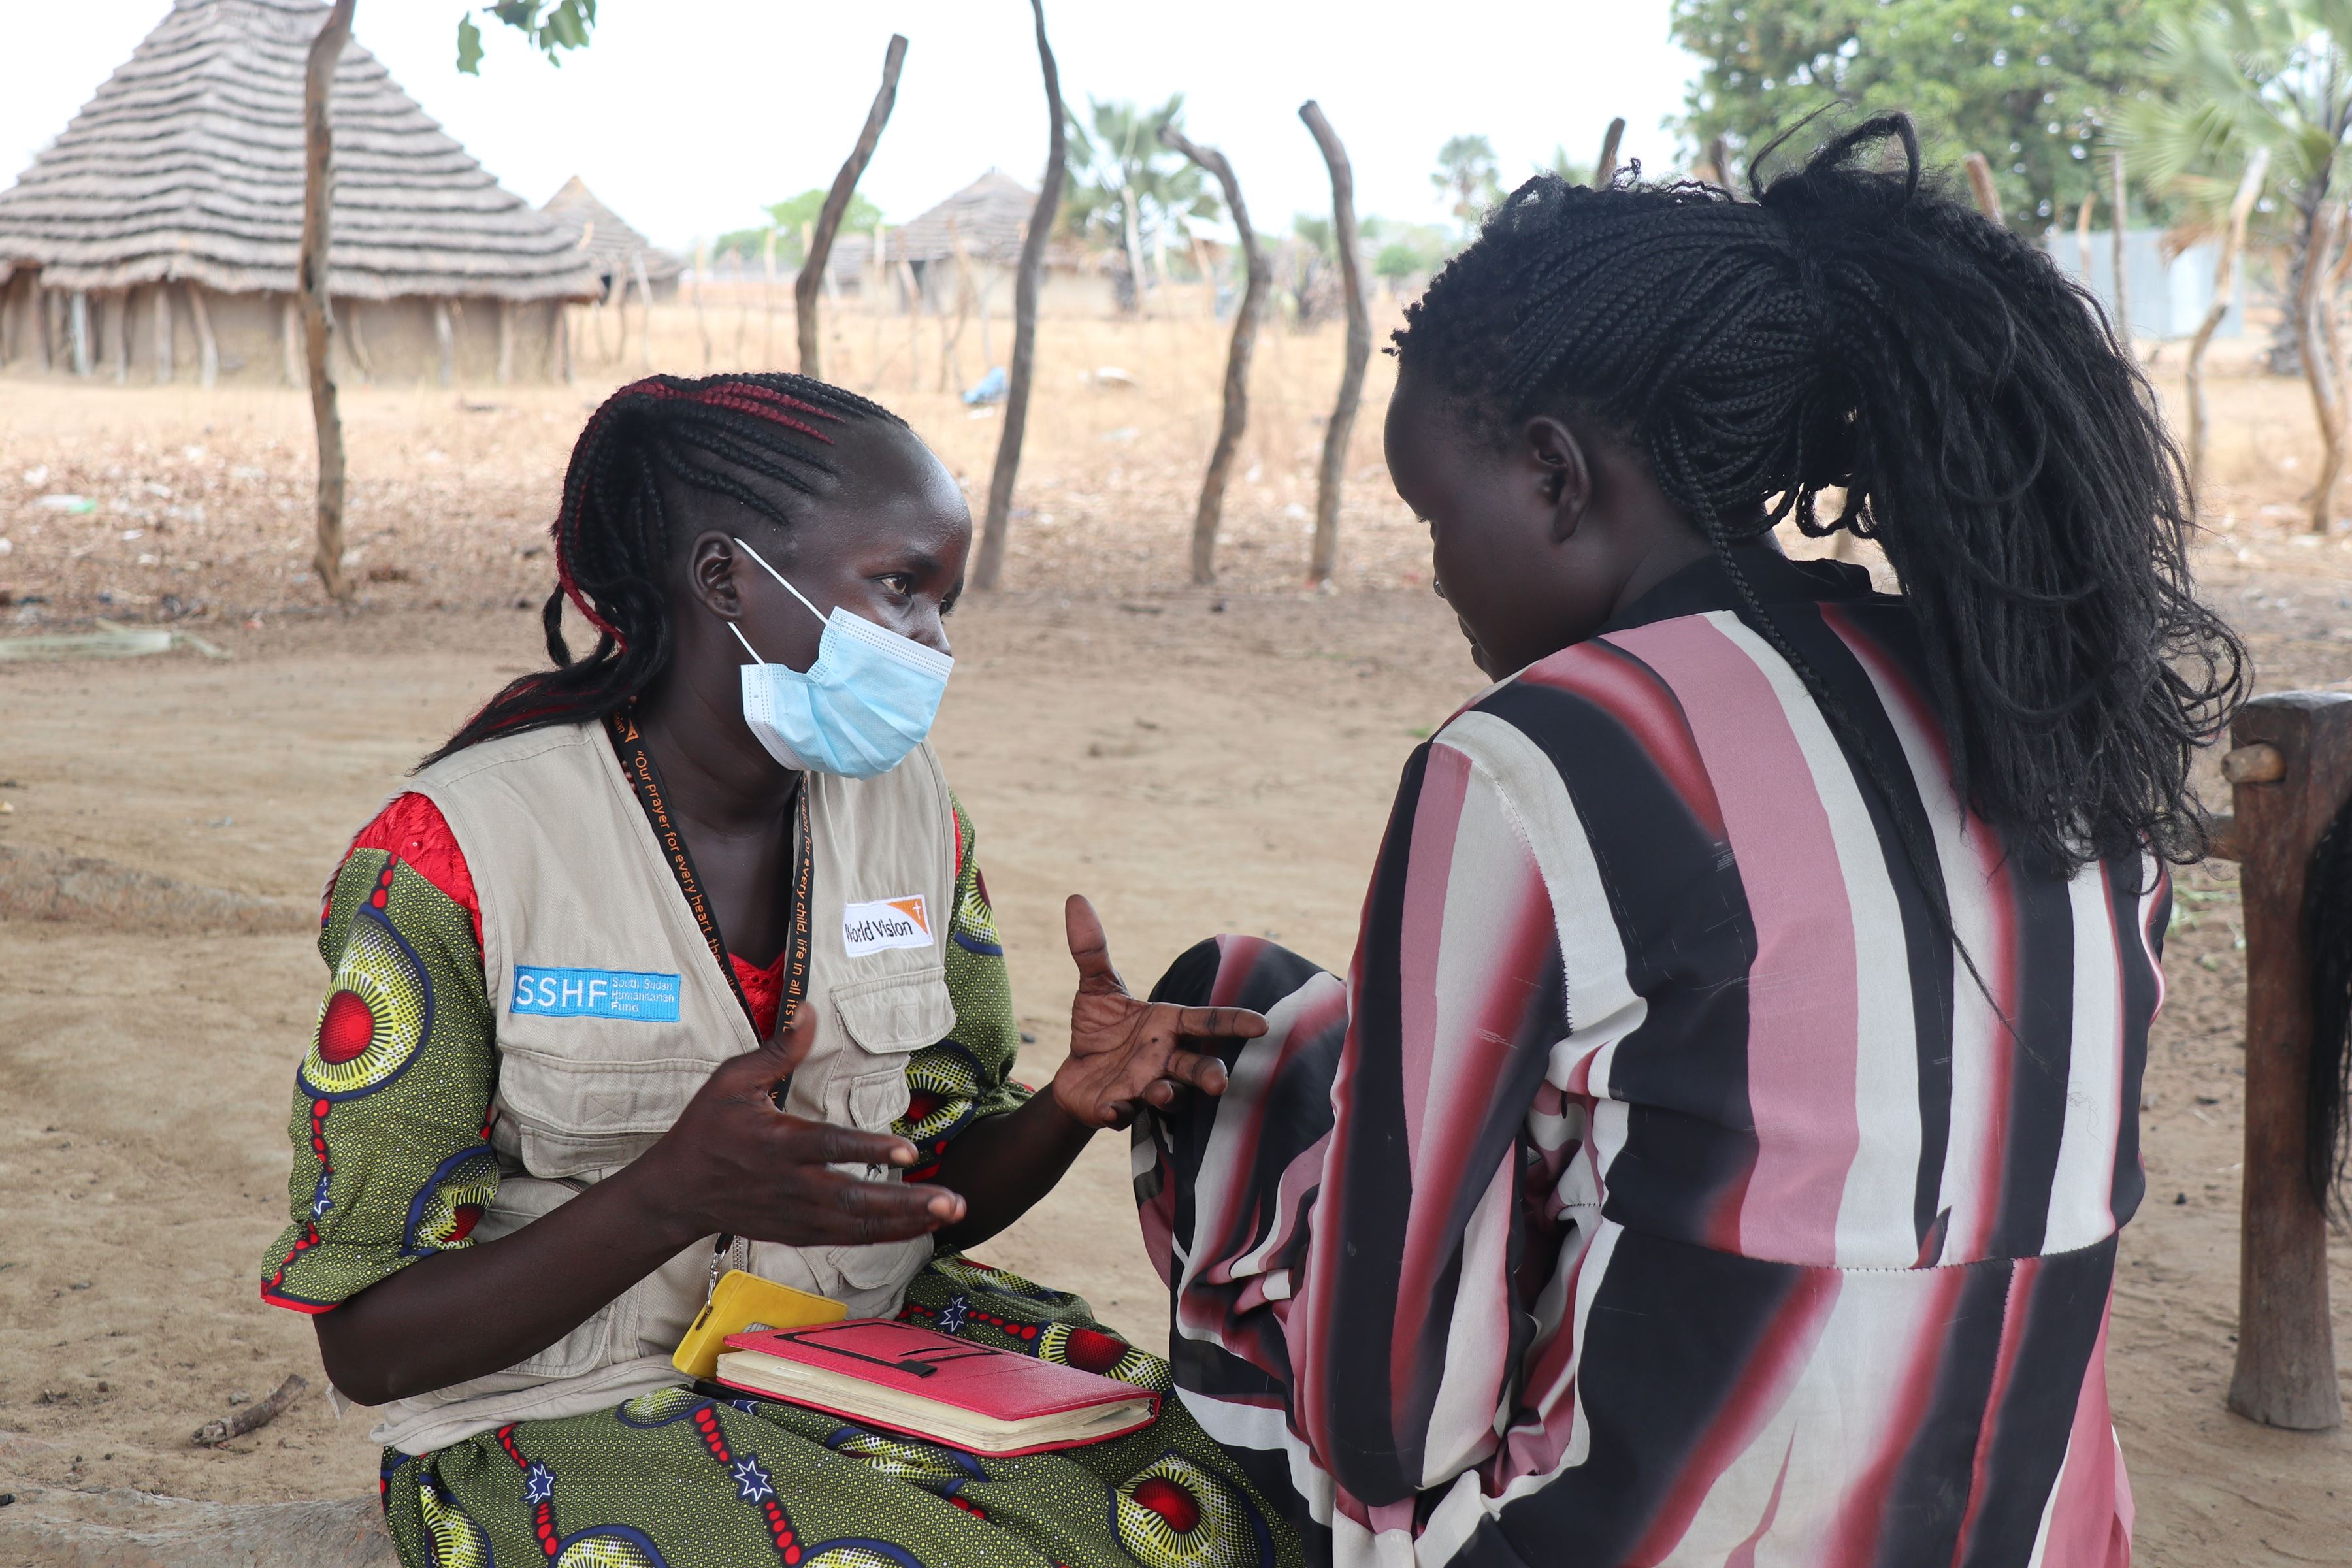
[423,372,908,767]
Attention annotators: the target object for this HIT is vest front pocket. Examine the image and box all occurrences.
[825,968,953,1131]
[495,1047,717,1181]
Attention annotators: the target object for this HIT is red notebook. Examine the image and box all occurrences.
[715,1319,1160,1456]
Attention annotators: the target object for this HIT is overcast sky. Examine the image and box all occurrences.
[3,2,1702,252]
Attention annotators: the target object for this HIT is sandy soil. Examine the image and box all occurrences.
[0,343,2349,1563]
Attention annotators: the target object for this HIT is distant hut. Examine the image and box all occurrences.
[542,175,683,304]
[0,0,600,387]
[881,171,1114,317]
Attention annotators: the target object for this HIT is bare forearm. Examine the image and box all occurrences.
[931,1092,1096,1249]
[314,1162,697,1405]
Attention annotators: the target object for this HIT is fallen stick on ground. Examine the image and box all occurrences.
[193,1373,307,1446]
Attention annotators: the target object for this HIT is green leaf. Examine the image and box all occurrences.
[455,14,483,74]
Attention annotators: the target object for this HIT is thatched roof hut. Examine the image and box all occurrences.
[0,0,599,385]
[542,175,683,301]
[880,171,1110,316]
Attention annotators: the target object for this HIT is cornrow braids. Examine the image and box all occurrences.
[1393,114,2246,897]
[423,372,909,766]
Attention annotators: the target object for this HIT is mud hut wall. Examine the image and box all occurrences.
[0,285,566,385]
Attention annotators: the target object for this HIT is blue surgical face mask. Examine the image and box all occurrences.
[725,536,953,780]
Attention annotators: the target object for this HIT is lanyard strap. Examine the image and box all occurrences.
[604,709,815,1295]
[603,708,813,1038]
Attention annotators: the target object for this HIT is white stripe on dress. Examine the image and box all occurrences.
[1709,613,1925,1267]
[2044,867,2126,1252]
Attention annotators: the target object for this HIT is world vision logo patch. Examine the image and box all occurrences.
[842,895,932,956]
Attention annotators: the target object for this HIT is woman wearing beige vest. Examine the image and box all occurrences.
[261,374,1286,1568]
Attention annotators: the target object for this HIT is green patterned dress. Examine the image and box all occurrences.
[261,792,1298,1568]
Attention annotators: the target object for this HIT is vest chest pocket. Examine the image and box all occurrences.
[494,1032,720,1181]
[826,968,953,1132]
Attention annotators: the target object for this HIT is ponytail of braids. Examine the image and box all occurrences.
[1394,113,2246,890]
[421,373,907,768]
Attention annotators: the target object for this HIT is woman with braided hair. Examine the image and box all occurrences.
[1122,116,2243,1564]
[261,372,1298,1567]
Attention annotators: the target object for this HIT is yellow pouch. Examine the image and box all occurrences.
[672,1270,847,1380]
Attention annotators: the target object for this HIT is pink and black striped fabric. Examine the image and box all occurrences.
[1137,551,2159,1567]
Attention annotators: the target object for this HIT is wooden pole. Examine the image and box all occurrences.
[185,282,216,387]
[1299,99,1369,587]
[2225,693,2352,1431]
[2299,203,2347,536]
[632,252,654,372]
[299,0,355,604]
[799,32,906,380]
[281,297,302,388]
[1963,152,2003,224]
[2189,148,2270,502]
[869,226,888,387]
[497,298,515,385]
[1596,116,1626,186]
[106,292,128,384]
[343,299,374,384]
[973,0,1066,592]
[433,299,454,387]
[693,239,712,368]
[732,252,749,365]
[2108,148,2132,351]
[152,283,174,384]
[762,227,778,368]
[1161,123,1269,585]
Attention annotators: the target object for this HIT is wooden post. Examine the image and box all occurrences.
[973,0,1066,592]
[0,272,13,370]
[556,301,574,385]
[632,252,654,372]
[2226,693,2352,1431]
[152,283,174,384]
[901,257,922,393]
[2189,148,2270,502]
[2299,203,2348,536]
[343,298,374,384]
[496,299,515,385]
[1161,123,1269,585]
[281,297,302,387]
[1299,99,1369,586]
[106,291,129,384]
[870,226,888,384]
[299,0,356,604]
[1963,152,2003,224]
[186,282,217,387]
[1596,116,1626,186]
[762,227,778,368]
[433,299,455,388]
[800,32,907,380]
[693,239,712,368]
[941,217,976,393]
[2108,149,2132,350]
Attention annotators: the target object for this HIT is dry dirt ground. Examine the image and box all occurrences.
[0,338,2349,1564]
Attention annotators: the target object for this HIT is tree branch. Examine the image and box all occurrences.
[798,34,907,379]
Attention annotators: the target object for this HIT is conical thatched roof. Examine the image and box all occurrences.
[0,0,600,302]
[542,175,682,287]
[894,171,1046,266]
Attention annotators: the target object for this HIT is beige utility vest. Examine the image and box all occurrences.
[374,721,956,1454]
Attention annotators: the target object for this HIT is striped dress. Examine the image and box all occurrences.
[1138,549,2159,1567]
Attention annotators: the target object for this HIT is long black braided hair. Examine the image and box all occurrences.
[425,372,909,766]
[1393,114,2246,895]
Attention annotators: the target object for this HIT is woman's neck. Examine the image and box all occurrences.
[630,674,800,839]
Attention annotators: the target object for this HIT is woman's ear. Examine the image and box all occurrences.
[1523,416,1594,544]
[686,531,744,619]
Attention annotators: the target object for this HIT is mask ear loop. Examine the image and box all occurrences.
[732,536,830,627]
[725,620,766,666]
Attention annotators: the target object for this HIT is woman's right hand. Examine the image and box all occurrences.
[636,1003,966,1247]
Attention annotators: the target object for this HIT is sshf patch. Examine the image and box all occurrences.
[842,895,932,957]
[510,966,683,1021]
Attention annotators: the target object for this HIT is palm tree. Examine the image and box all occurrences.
[1062,95,1217,310]
[1432,135,1500,235]
[2123,0,2352,374]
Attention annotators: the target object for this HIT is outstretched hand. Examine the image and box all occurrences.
[1052,896,1266,1129]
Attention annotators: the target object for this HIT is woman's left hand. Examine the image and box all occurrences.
[1052,895,1264,1128]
